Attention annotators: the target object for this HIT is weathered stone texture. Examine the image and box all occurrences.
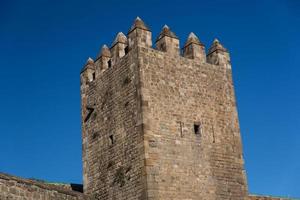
[81,46,146,199]
[80,17,248,200]
[248,195,292,200]
[139,46,247,200]
[0,173,88,200]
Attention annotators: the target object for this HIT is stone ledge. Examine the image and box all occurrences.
[249,194,298,200]
[0,172,86,198]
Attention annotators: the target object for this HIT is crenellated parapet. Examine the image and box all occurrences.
[111,32,127,66]
[95,45,111,75]
[80,17,231,84]
[156,25,180,55]
[207,39,231,68]
[128,17,152,49]
[183,32,206,62]
[81,57,95,85]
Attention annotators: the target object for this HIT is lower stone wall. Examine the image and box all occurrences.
[249,194,292,200]
[0,172,296,200]
[0,173,89,200]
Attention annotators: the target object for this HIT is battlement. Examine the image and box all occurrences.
[80,17,231,85]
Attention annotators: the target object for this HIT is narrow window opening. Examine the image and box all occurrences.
[177,121,184,137]
[212,125,215,143]
[92,72,95,80]
[109,135,114,146]
[124,101,129,107]
[108,59,112,68]
[84,106,94,122]
[194,123,201,135]
[124,46,129,55]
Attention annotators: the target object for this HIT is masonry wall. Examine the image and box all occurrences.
[81,46,147,199]
[0,173,87,200]
[79,18,289,200]
[138,46,248,200]
[248,195,292,200]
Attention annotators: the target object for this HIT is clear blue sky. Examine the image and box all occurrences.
[0,0,299,197]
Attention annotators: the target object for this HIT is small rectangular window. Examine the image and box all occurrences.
[108,60,112,68]
[92,72,95,80]
[124,46,129,55]
[194,123,201,135]
[109,135,114,146]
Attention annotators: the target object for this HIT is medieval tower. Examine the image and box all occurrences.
[80,17,248,200]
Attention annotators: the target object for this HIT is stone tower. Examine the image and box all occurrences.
[80,17,248,200]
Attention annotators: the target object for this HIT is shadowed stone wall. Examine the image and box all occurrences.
[81,40,147,199]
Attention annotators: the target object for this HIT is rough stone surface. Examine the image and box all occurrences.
[248,195,292,200]
[80,18,250,200]
[139,47,248,199]
[0,173,88,200]
[81,46,146,199]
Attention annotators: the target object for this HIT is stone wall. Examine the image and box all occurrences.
[81,45,147,199]
[248,194,292,200]
[80,17,248,199]
[139,44,247,199]
[0,173,88,200]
